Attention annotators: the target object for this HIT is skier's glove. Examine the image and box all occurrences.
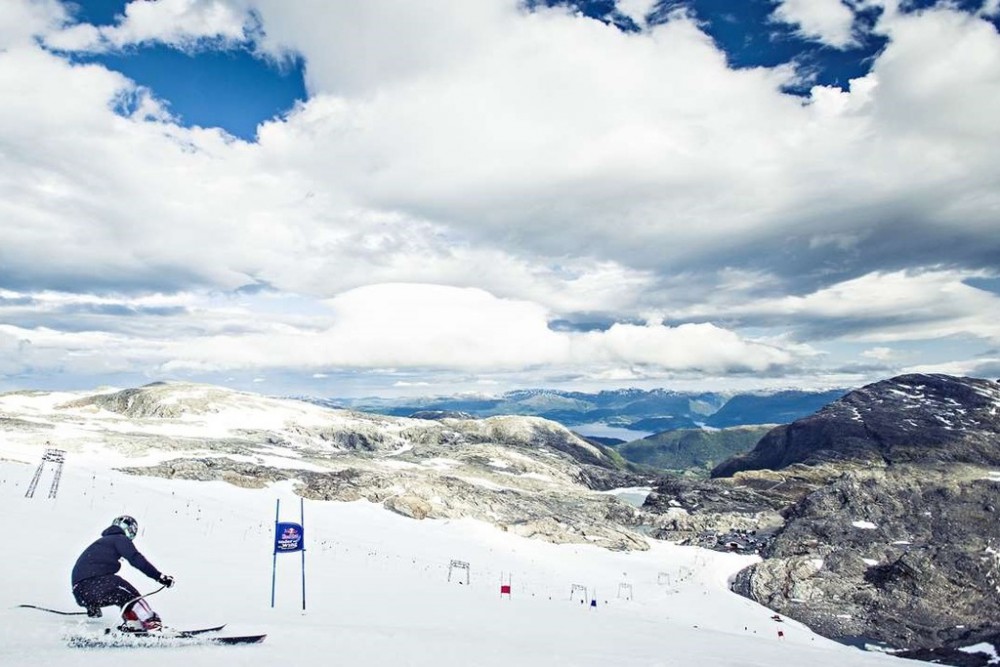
[158,574,175,588]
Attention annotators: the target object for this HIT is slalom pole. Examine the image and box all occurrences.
[300,496,307,611]
[270,499,280,608]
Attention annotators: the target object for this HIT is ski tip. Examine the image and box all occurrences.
[175,624,227,636]
[210,634,267,645]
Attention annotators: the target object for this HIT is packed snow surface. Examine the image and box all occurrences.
[1,456,920,666]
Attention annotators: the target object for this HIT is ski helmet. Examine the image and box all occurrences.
[112,515,138,540]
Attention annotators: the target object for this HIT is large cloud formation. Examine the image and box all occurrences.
[0,0,998,392]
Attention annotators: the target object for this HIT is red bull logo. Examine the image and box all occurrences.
[274,521,304,553]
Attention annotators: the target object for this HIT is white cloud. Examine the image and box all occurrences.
[0,323,161,377]
[861,347,896,361]
[902,357,1000,378]
[1,1,1000,391]
[574,321,793,372]
[43,22,102,51]
[772,0,858,49]
[0,0,67,48]
[5,2,999,306]
[680,269,1000,344]
[46,0,252,52]
[0,34,657,317]
[0,284,795,378]
[243,1,1000,281]
[616,0,658,26]
[248,5,814,268]
[159,284,794,374]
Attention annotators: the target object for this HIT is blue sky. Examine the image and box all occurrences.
[64,0,306,140]
[0,0,998,397]
[79,45,305,140]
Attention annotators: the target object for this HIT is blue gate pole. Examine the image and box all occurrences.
[300,496,307,611]
[270,499,280,608]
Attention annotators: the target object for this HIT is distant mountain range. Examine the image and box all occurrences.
[306,387,850,438]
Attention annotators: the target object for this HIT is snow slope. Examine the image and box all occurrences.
[0,455,919,666]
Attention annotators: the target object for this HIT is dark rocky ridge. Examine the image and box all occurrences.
[712,374,1000,477]
[644,374,1000,664]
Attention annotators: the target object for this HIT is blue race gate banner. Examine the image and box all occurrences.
[274,522,304,553]
[271,498,307,610]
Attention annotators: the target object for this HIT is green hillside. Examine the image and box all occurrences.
[617,425,775,475]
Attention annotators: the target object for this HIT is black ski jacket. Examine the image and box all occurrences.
[71,525,163,585]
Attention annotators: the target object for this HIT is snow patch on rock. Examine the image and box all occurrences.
[959,643,1000,664]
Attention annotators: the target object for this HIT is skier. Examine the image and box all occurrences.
[71,515,175,632]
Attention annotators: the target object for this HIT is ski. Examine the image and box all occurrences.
[66,629,265,648]
[174,624,227,636]
[17,606,229,637]
[17,604,88,616]
[208,634,266,645]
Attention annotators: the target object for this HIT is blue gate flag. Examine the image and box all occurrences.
[274,521,304,553]
[271,498,307,610]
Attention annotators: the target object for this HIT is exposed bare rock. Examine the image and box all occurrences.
[645,374,1000,663]
[712,374,1000,477]
[730,465,1000,651]
[5,381,652,552]
[128,455,650,551]
[384,495,433,519]
[62,383,228,419]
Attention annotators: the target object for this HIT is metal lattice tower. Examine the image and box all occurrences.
[47,449,65,498]
[25,447,66,499]
[447,559,470,584]
[24,464,44,499]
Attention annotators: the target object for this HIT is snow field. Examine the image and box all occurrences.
[0,460,918,666]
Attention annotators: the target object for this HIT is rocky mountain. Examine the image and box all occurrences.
[0,382,651,551]
[713,374,1000,476]
[643,374,1000,664]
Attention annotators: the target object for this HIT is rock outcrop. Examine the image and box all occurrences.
[712,374,1000,476]
[730,465,1000,650]
[3,382,652,552]
[645,374,1000,662]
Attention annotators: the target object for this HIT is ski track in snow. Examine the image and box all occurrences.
[0,459,921,666]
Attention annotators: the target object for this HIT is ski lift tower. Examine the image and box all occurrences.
[25,447,67,499]
[448,560,471,585]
